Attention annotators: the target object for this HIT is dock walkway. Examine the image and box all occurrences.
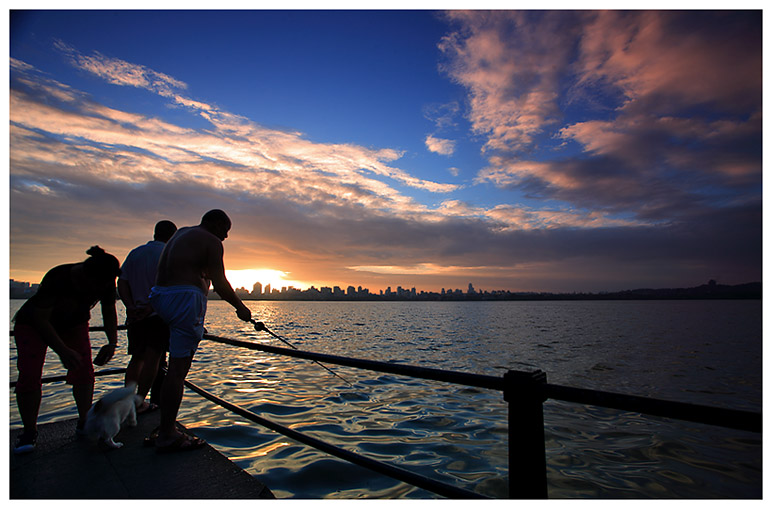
[9,412,274,499]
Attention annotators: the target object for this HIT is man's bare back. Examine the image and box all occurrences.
[154,210,250,322]
[155,225,223,293]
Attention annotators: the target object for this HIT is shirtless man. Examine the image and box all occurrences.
[149,209,253,451]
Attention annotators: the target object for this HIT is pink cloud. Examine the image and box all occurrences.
[439,11,579,153]
[425,135,456,156]
[445,11,760,221]
[575,11,761,114]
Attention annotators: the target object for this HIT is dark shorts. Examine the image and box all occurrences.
[127,314,170,356]
[14,322,94,393]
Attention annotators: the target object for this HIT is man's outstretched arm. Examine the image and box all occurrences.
[207,242,252,322]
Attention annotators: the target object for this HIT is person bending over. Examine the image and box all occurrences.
[13,246,121,453]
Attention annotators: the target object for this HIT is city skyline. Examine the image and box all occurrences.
[11,276,760,302]
[9,10,762,293]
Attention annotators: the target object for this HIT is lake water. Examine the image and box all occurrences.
[8,299,762,498]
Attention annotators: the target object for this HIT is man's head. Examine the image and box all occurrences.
[154,220,178,243]
[201,209,232,241]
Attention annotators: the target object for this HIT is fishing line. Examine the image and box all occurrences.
[251,319,354,387]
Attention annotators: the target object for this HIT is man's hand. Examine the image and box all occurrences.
[236,304,252,322]
[252,320,266,332]
[93,343,116,366]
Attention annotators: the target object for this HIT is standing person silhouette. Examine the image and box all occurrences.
[149,209,253,452]
[13,246,121,453]
[118,220,177,414]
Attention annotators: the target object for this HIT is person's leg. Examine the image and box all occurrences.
[156,355,193,445]
[14,324,48,438]
[16,389,42,435]
[150,287,206,448]
[124,322,144,387]
[125,356,143,386]
[137,346,163,405]
[136,315,169,405]
[73,383,94,429]
[149,354,167,406]
[62,323,95,431]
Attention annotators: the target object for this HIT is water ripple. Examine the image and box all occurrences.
[8,299,762,499]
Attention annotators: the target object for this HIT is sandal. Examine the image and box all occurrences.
[143,423,188,447]
[144,427,161,447]
[155,432,206,453]
[136,402,159,415]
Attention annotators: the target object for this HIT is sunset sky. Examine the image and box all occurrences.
[7,9,763,293]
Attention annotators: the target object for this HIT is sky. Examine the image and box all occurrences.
[6,8,764,294]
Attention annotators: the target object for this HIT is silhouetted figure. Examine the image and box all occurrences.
[149,357,167,407]
[149,209,253,452]
[118,220,177,414]
[13,246,121,453]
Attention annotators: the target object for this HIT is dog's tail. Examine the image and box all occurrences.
[97,382,138,409]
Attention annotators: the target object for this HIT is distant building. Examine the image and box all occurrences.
[10,280,39,299]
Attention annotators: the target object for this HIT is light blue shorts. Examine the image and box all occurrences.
[149,285,207,358]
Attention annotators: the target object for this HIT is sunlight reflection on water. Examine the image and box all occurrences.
[9,299,762,498]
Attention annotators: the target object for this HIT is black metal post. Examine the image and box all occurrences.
[504,369,548,499]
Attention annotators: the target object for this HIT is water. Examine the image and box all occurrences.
[9,299,762,498]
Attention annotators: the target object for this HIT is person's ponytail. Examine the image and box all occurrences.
[83,245,121,280]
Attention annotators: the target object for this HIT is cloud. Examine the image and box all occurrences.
[573,11,762,116]
[10,57,458,217]
[8,22,762,293]
[425,135,456,156]
[54,39,188,98]
[422,101,460,130]
[445,11,760,225]
[439,11,581,153]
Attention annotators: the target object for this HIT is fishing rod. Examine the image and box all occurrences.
[251,319,353,387]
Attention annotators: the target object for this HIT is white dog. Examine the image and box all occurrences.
[84,382,142,449]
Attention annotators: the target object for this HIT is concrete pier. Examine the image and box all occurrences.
[9,412,274,499]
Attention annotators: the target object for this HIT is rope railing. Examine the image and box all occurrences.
[203,333,505,390]
[202,331,761,499]
[9,367,127,388]
[544,384,761,433]
[11,325,762,499]
[202,333,762,433]
[183,377,486,499]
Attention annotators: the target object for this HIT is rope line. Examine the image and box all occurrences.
[183,377,487,499]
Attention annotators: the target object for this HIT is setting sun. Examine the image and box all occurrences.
[226,269,308,292]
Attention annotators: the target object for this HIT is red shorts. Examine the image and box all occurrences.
[14,322,95,393]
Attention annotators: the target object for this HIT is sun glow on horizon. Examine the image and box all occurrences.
[226,269,308,292]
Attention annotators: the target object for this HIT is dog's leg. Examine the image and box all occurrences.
[127,406,138,428]
[104,437,124,449]
[101,418,123,449]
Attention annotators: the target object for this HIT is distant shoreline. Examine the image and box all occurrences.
[215,281,762,302]
[9,280,761,302]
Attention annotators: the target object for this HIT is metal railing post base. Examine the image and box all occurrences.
[504,369,548,499]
